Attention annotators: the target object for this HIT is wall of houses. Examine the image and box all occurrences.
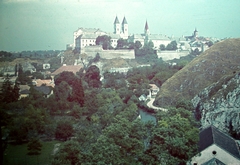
[189,144,240,165]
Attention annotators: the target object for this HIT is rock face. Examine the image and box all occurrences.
[154,38,240,107]
[192,73,240,134]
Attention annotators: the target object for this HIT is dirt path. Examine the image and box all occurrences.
[147,97,167,111]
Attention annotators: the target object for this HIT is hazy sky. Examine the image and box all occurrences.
[0,0,240,51]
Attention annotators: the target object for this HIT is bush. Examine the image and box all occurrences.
[55,122,74,141]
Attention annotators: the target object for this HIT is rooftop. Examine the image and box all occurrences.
[51,65,83,76]
[199,125,240,160]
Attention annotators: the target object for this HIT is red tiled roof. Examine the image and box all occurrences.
[51,65,83,76]
[33,79,55,87]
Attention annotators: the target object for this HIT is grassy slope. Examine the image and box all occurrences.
[154,38,240,107]
[3,140,61,165]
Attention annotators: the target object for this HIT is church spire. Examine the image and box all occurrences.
[144,20,149,35]
[114,16,120,24]
[122,16,127,24]
[122,16,128,36]
[114,16,120,34]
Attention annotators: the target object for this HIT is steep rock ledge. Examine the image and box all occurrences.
[192,73,240,134]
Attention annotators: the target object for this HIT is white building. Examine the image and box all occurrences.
[188,126,240,165]
[129,21,171,49]
[73,16,129,53]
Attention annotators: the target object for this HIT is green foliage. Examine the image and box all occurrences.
[144,107,199,164]
[54,71,84,107]
[159,44,166,50]
[9,105,50,143]
[27,138,42,155]
[16,64,32,85]
[103,72,126,89]
[84,65,101,88]
[52,140,82,165]
[55,121,74,141]
[0,75,19,103]
[116,38,128,49]
[134,40,157,63]
[166,40,178,50]
[96,35,112,50]
[32,71,44,79]
[0,51,14,62]
[207,40,214,47]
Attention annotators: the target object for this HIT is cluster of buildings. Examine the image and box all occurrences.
[69,16,215,54]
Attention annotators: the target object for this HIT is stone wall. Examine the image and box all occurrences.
[157,50,190,61]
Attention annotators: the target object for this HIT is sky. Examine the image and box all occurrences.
[0,0,240,52]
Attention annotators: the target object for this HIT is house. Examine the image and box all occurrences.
[188,125,240,165]
[149,84,159,97]
[33,86,53,98]
[51,65,83,77]
[139,94,147,101]
[32,79,54,88]
[19,85,30,99]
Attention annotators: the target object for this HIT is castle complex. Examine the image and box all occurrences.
[72,16,205,53]
[72,16,173,53]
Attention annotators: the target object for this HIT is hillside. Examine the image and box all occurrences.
[154,38,240,107]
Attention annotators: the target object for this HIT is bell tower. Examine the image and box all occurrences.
[122,16,128,36]
[114,16,120,34]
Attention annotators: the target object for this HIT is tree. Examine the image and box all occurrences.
[0,75,19,103]
[84,65,101,88]
[207,41,213,47]
[27,138,42,155]
[54,71,76,86]
[52,140,82,165]
[143,107,199,164]
[54,71,84,106]
[134,41,142,49]
[116,38,128,49]
[95,35,112,50]
[159,44,166,50]
[55,122,74,141]
[16,64,32,85]
[166,40,178,50]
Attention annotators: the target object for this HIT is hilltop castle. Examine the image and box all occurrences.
[72,16,196,53]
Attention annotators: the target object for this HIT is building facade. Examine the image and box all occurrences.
[129,20,171,49]
[73,16,129,53]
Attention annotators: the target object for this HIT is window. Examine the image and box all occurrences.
[212,151,217,155]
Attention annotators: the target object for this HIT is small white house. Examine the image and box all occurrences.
[188,125,240,165]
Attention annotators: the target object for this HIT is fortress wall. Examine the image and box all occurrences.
[83,46,190,61]
[157,51,190,61]
[83,48,135,59]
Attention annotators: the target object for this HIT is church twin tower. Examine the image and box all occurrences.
[113,16,128,39]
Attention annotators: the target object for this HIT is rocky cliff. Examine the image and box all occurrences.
[154,38,240,107]
[192,73,240,134]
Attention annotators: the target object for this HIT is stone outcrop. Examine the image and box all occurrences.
[192,73,240,134]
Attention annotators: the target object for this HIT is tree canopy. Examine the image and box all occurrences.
[95,35,112,50]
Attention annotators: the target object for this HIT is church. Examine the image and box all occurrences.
[72,16,172,52]
[128,21,171,49]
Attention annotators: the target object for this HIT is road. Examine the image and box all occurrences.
[147,97,167,111]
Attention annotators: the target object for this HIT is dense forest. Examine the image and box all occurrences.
[0,46,199,164]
